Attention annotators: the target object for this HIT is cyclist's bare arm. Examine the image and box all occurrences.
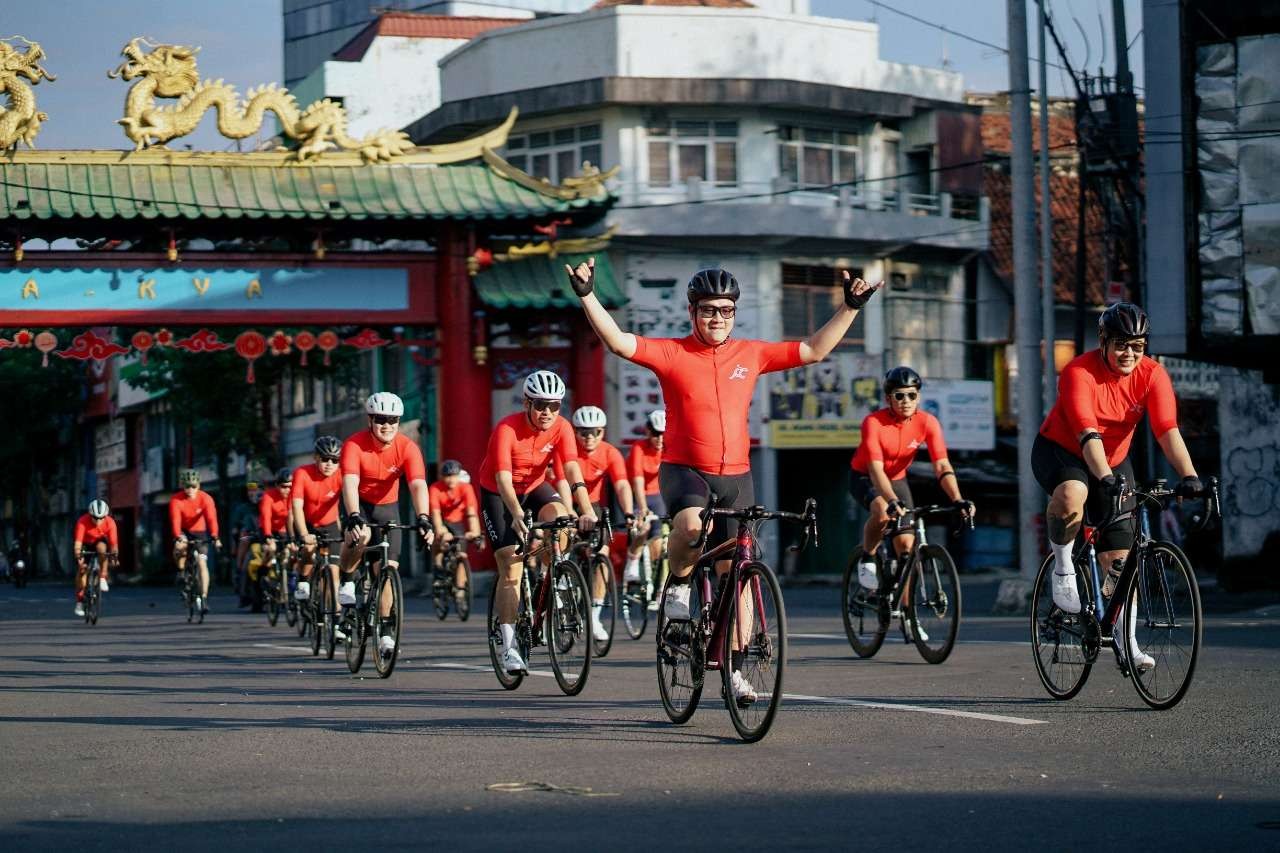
[495,471,524,528]
[616,479,636,519]
[430,507,447,536]
[289,497,309,540]
[1076,429,1114,481]
[563,460,596,519]
[932,458,964,503]
[868,461,900,512]
[798,272,882,364]
[570,259,638,359]
[1156,428,1198,479]
[408,478,431,518]
[341,474,361,518]
[465,512,482,542]
[632,477,649,515]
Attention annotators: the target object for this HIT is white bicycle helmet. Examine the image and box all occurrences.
[364,391,404,417]
[523,370,566,401]
[88,499,110,519]
[572,406,607,429]
[646,409,666,434]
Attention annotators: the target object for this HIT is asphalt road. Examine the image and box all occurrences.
[2,577,1279,851]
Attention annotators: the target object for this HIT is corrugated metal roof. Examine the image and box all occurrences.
[0,156,610,223]
[474,252,626,310]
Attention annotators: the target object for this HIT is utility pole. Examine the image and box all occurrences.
[1038,0,1056,414]
[1008,0,1044,594]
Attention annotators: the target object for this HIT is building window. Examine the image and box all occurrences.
[646,120,738,187]
[781,264,865,341]
[286,369,315,416]
[778,126,861,190]
[505,123,603,184]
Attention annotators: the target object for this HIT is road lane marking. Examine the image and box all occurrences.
[254,643,313,654]
[428,661,556,679]
[783,693,1047,725]
[789,632,1031,646]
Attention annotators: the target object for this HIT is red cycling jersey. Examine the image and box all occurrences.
[560,439,628,504]
[631,335,804,476]
[627,439,662,496]
[169,490,219,539]
[477,412,575,495]
[292,462,341,528]
[73,514,118,550]
[258,486,291,535]
[1040,350,1178,467]
[428,481,479,524]
[340,430,427,506]
[850,409,948,481]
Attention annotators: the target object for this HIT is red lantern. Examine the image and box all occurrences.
[235,331,267,383]
[13,329,33,347]
[34,331,57,367]
[317,330,339,366]
[132,331,154,363]
[295,330,316,366]
[268,330,292,356]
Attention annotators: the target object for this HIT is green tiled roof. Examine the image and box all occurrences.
[474,252,626,310]
[0,153,611,222]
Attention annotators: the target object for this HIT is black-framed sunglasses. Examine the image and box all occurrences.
[317,455,340,464]
[576,428,603,437]
[1110,338,1147,354]
[370,415,401,425]
[529,400,561,413]
[892,391,919,402]
[695,304,736,319]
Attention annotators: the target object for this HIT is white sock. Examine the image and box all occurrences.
[1051,541,1075,575]
[500,623,515,651]
[592,601,602,619]
[624,555,639,576]
[641,548,652,573]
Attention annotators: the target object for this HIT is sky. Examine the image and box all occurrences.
[3,0,1144,151]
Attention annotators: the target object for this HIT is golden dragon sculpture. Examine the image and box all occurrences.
[0,36,56,151]
[108,37,413,162]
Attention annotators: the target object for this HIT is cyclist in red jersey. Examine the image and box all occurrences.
[479,370,598,675]
[290,435,343,605]
[1033,303,1201,672]
[570,258,880,702]
[169,468,220,615]
[428,459,484,606]
[849,367,973,630]
[72,499,118,616]
[564,405,637,641]
[624,409,665,600]
[259,467,294,566]
[340,392,433,658]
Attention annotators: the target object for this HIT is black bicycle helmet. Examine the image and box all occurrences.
[440,459,463,477]
[275,466,294,485]
[883,366,923,392]
[314,435,342,457]
[687,268,740,304]
[1098,302,1150,339]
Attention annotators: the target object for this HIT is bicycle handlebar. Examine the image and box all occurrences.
[690,494,820,552]
[1112,475,1220,532]
[514,512,579,556]
[890,502,976,534]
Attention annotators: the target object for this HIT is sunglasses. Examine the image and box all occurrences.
[370,415,400,425]
[1110,339,1146,354]
[317,455,340,464]
[695,304,736,319]
[892,391,919,402]
[529,400,561,412]
[576,428,603,437]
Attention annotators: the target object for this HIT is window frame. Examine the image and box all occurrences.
[645,119,739,188]
[505,123,604,185]
[777,125,863,191]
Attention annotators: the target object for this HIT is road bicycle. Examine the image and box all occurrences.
[841,503,972,664]
[570,508,617,658]
[342,521,414,679]
[486,513,592,695]
[307,534,341,660]
[1031,476,1219,710]
[656,497,817,743]
[177,535,213,624]
[620,514,670,641]
[432,534,479,622]
[79,548,114,626]
[261,535,298,629]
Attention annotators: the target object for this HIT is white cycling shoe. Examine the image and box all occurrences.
[1051,570,1082,614]
[74,602,85,617]
[98,578,110,593]
[730,670,758,705]
[338,581,356,606]
[857,559,879,591]
[378,634,396,658]
[294,581,310,602]
[591,616,609,642]
[663,584,691,620]
[502,646,528,675]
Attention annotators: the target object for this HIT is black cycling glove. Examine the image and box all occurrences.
[343,512,366,533]
[886,499,906,519]
[566,258,595,297]
[1175,475,1202,499]
[416,513,433,538]
[843,274,879,309]
[1100,475,1122,498]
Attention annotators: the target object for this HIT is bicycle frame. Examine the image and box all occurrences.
[694,523,767,671]
[876,505,970,612]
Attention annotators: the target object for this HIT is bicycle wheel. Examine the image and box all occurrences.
[310,571,324,656]
[904,545,961,664]
[1030,553,1094,700]
[656,577,704,724]
[722,562,787,743]
[84,583,98,625]
[1125,542,1202,710]
[373,569,403,678]
[185,571,196,623]
[433,556,451,620]
[345,572,368,674]
[620,576,649,641]
[456,560,473,621]
[323,567,338,660]
[841,551,888,658]
[285,582,299,629]
[547,560,591,695]
[589,555,616,658]
[266,567,281,627]
[487,577,525,690]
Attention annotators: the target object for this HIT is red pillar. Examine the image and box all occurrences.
[437,225,491,472]
[572,314,606,407]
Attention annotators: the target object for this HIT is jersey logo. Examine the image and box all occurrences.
[907,439,922,451]
[729,364,749,380]
[325,489,336,499]
[387,464,400,475]
[541,442,555,453]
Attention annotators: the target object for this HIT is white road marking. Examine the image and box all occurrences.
[789,631,1031,646]
[254,643,312,654]
[428,661,556,679]
[783,693,1048,725]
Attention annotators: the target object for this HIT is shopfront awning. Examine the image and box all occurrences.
[473,252,627,310]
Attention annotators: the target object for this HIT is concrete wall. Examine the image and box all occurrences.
[442,6,964,105]
[1218,367,1280,559]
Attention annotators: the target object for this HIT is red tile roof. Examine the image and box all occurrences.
[333,13,527,62]
[592,0,754,8]
[980,112,1078,157]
